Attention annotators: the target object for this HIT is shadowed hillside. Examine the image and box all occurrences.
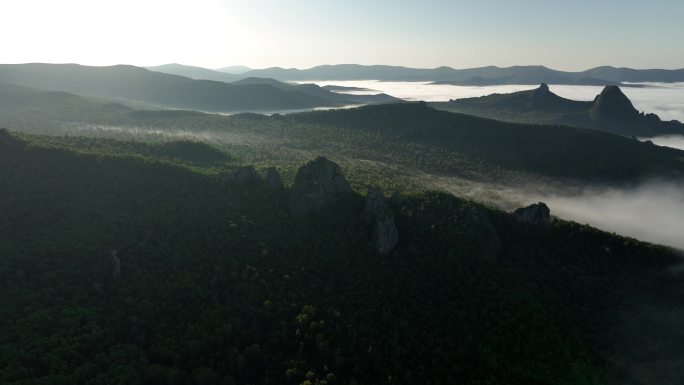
[1,129,682,384]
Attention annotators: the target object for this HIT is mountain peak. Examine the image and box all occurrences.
[590,86,640,121]
[530,83,555,102]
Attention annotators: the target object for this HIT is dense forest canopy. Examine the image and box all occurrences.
[1,129,683,384]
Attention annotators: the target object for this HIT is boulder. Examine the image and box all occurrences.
[513,202,551,226]
[363,188,399,255]
[289,156,354,218]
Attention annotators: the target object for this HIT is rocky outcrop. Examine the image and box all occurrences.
[264,167,284,191]
[363,188,399,255]
[513,202,551,226]
[289,157,354,218]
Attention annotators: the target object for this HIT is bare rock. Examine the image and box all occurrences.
[364,187,399,255]
[289,157,354,218]
[513,202,551,226]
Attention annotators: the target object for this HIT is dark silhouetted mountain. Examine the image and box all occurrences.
[434,84,684,137]
[0,63,358,112]
[589,85,641,122]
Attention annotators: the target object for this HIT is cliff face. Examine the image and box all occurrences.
[363,188,399,255]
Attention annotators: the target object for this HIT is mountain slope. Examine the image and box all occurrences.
[1,129,682,384]
[0,63,336,112]
[433,84,684,136]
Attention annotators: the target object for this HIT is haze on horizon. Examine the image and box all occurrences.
[2,0,683,71]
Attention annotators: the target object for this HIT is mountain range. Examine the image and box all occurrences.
[146,63,684,85]
[0,64,397,112]
[432,84,684,137]
[2,81,682,184]
[3,63,684,384]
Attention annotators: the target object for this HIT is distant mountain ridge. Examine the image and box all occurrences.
[236,64,684,85]
[432,84,684,137]
[145,62,684,86]
[145,63,243,82]
[216,65,252,74]
[0,63,399,112]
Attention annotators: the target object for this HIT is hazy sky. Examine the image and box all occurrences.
[2,0,683,70]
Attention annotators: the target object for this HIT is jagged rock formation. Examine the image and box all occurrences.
[513,202,551,226]
[289,156,354,218]
[264,167,284,191]
[363,188,399,255]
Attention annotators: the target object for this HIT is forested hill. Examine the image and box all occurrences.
[287,102,684,180]
[432,84,684,137]
[2,82,684,184]
[1,129,682,384]
[0,64,394,112]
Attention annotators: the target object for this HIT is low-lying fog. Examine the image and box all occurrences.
[421,171,684,251]
[641,135,684,151]
[301,80,684,122]
[534,180,684,251]
[441,177,684,251]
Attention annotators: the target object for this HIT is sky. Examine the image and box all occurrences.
[1,0,683,70]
